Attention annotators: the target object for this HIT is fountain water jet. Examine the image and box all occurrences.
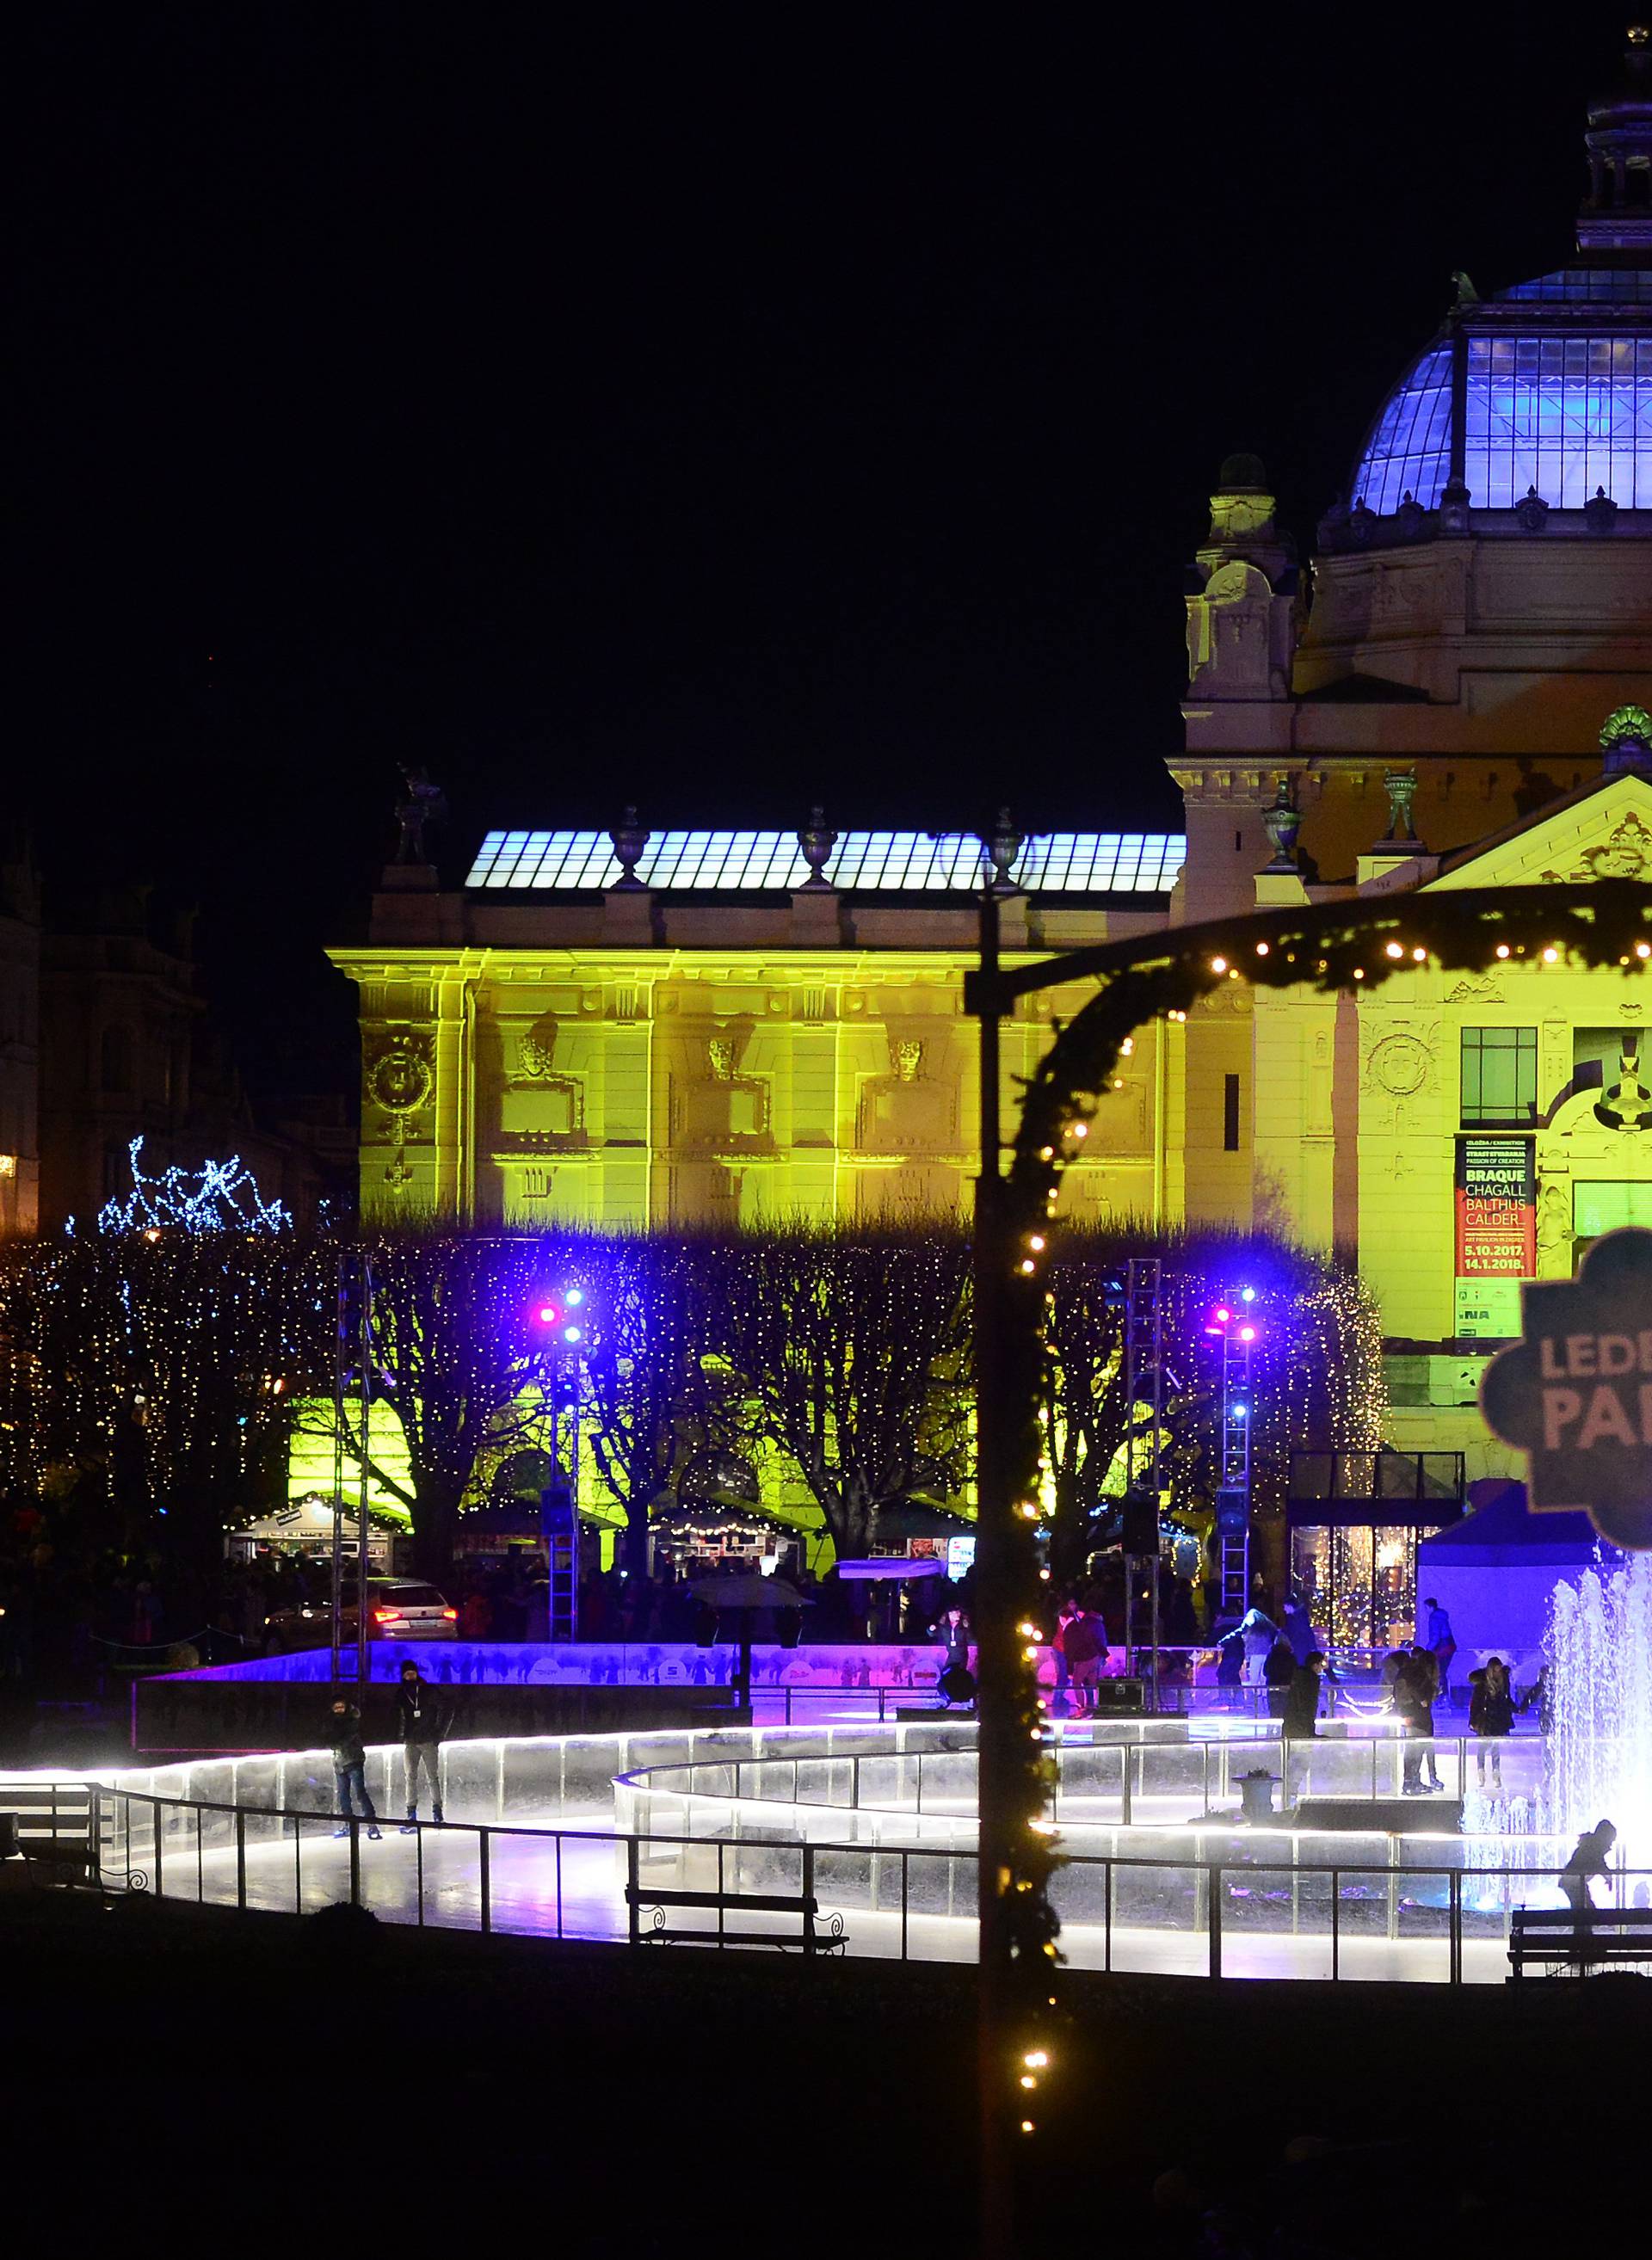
[1545,1552,1652,1859]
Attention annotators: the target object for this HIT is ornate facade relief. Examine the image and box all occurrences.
[1540,810,1652,883]
[501,1013,585,1144]
[1364,1030,1433,1100]
[364,1029,435,1186]
[673,1023,769,1150]
[1444,976,1505,1006]
[856,1028,958,1155]
[1184,558,1295,700]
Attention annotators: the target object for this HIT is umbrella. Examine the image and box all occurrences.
[687,1573,813,1703]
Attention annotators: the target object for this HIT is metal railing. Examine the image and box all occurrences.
[75,1779,1652,1984]
[1286,1449,1466,1509]
[613,1731,1552,1832]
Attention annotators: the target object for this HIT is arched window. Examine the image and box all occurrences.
[100,1025,133,1095]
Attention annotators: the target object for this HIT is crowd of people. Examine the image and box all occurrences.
[0,1512,1568,1778]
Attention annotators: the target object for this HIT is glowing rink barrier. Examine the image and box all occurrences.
[36,1709,1650,1983]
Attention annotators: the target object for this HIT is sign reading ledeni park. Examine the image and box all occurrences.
[1481,1226,1652,1548]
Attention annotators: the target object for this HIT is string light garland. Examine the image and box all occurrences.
[88,1136,292,1236]
[973,874,1652,2178]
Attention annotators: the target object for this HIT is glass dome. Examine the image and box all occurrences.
[1352,268,1652,513]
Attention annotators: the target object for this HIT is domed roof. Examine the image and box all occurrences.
[1350,268,1652,516]
[1349,34,1652,520]
[1217,451,1269,491]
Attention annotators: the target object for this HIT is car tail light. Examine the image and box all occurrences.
[373,1607,402,1623]
[442,1609,457,1620]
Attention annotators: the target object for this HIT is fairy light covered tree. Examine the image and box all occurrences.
[577,1241,712,1580]
[1039,1232,1379,1588]
[971,873,1652,2205]
[0,1231,311,1588]
[700,1228,973,1559]
[319,1235,570,1579]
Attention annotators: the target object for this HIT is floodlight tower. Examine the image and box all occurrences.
[533,1288,591,1639]
[1206,1289,1259,1627]
[1121,1258,1166,1701]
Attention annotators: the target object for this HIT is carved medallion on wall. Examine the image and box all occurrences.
[367,1033,434,1117]
[366,1031,435,1193]
[1365,1031,1432,1098]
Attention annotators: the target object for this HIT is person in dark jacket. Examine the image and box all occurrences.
[1263,1638,1298,1720]
[1470,1655,1517,1785]
[936,1606,971,1673]
[1561,1818,1617,1918]
[328,1697,381,1838]
[1281,1652,1326,1740]
[397,1660,446,1829]
[1395,1651,1442,1794]
[1520,1661,1555,1779]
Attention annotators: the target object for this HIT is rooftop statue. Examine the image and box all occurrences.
[394,767,448,864]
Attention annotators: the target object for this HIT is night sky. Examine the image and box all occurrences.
[14,7,1617,1096]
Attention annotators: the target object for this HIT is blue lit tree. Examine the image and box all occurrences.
[92,1137,291,1235]
[577,1241,712,1580]
[323,1236,568,1579]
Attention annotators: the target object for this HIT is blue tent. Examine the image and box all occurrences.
[1416,1479,1608,1567]
[1415,1480,1613,1676]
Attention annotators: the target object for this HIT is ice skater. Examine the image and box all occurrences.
[1422,1596,1457,1709]
[1469,1656,1515,1789]
[1561,1818,1618,1918]
[329,1696,382,1839]
[1396,1650,1444,1794]
[397,1660,447,1830]
[1560,1818,1618,1964]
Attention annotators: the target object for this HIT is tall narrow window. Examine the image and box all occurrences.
[100,1024,133,1095]
[1224,1073,1241,1151]
[1460,1027,1537,1125]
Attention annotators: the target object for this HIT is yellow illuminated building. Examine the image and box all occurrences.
[329,42,1652,1510]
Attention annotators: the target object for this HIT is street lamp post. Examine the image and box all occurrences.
[969,824,1059,2256]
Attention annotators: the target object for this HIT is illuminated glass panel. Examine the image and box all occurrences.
[1462,334,1652,508]
[1498,268,1652,303]
[1574,1180,1652,1235]
[465,829,1186,895]
[1352,345,1453,512]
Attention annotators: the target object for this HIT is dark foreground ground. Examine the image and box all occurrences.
[3,1885,1646,2258]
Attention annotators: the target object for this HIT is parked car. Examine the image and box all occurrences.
[263,1578,458,1653]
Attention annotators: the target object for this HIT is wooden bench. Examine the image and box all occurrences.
[625,1841,847,1956]
[1508,1906,1652,1976]
[0,1783,102,1891]
[1,1784,96,1857]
